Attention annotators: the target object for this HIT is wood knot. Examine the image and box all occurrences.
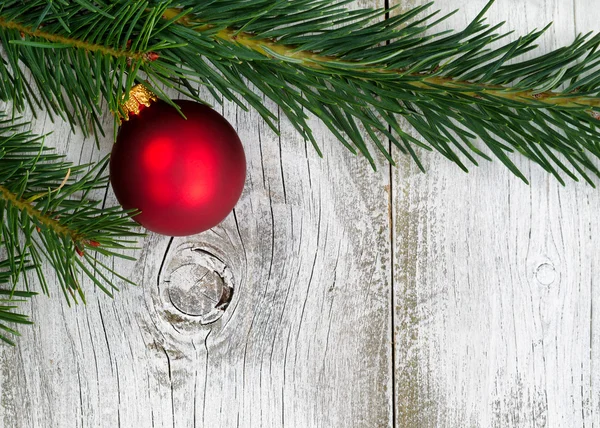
[167,264,230,317]
[535,262,556,286]
[160,245,234,329]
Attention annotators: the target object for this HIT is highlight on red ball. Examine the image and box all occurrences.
[110,99,246,237]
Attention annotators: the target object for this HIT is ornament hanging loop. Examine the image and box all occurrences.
[119,84,158,122]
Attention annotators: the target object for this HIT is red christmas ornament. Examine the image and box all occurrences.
[110,85,246,236]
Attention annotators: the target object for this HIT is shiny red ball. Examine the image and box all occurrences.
[110,100,246,236]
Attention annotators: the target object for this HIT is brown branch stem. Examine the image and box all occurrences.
[0,185,79,240]
[0,17,143,61]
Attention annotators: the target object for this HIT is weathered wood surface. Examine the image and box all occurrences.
[0,1,598,427]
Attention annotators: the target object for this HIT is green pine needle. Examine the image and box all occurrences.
[0,262,36,346]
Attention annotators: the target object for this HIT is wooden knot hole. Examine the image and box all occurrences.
[162,247,234,325]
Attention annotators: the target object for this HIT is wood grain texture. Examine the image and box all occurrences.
[0,1,597,427]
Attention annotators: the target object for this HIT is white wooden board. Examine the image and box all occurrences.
[0,1,598,427]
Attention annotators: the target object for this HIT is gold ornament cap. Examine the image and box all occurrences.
[120,84,158,121]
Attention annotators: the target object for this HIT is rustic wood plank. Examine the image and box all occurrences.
[0,1,394,427]
[390,0,600,426]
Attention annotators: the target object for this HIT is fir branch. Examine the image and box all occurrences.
[0,0,170,138]
[0,0,599,184]
[0,115,142,322]
[163,7,600,111]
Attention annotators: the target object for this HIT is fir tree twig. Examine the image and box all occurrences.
[0,115,142,342]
